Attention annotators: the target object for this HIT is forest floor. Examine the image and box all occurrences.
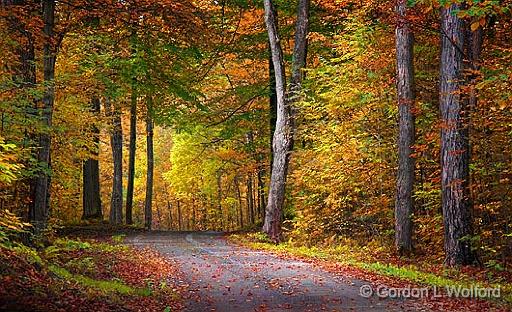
[1,229,511,311]
[0,227,184,312]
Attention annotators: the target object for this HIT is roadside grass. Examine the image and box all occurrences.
[229,233,512,307]
[0,234,183,311]
[48,264,138,296]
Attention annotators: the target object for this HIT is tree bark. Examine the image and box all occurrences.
[82,97,103,220]
[247,173,254,224]
[125,30,138,225]
[216,172,223,230]
[440,3,477,266]
[105,98,123,225]
[394,0,415,254]
[126,83,137,225]
[263,0,309,242]
[235,175,243,228]
[30,0,56,231]
[269,48,277,169]
[144,98,154,230]
[257,161,265,221]
[177,199,182,231]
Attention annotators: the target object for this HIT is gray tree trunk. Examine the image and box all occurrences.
[235,175,244,228]
[394,0,415,254]
[257,162,266,221]
[30,0,56,231]
[263,0,309,242]
[177,199,182,231]
[247,173,254,224]
[82,97,103,220]
[144,98,154,230]
[440,3,477,266]
[105,98,123,225]
[269,49,277,169]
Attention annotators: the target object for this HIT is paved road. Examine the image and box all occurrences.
[127,232,421,312]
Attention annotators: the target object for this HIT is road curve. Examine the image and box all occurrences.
[126,231,421,312]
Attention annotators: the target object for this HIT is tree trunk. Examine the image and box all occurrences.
[263,0,309,242]
[257,162,265,221]
[191,197,197,230]
[105,98,123,225]
[394,0,415,254]
[216,171,223,230]
[30,0,56,231]
[82,97,103,220]
[125,30,138,224]
[144,98,154,231]
[247,173,254,225]
[235,175,243,228]
[440,3,477,266]
[177,199,182,231]
[269,48,277,170]
[167,200,172,230]
[126,86,137,225]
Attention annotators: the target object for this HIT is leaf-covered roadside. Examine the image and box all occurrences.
[0,236,184,312]
[229,233,512,312]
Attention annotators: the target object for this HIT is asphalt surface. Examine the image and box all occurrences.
[127,232,421,312]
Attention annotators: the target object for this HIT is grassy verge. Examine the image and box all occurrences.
[229,232,512,307]
[0,235,182,312]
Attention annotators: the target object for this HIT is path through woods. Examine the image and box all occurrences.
[127,232,421,311]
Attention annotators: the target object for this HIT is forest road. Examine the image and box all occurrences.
[127,231,423,312]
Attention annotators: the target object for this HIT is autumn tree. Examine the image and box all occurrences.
[30,0,56,231]
[126,30,138,225]
[439,2,478,266]
[263,0,310,241]
[394,0,415,254]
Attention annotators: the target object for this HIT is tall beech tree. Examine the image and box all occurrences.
[30,0,56,230]
[439,3,478,266]
[394,0,415,254]
[262,0,310,241]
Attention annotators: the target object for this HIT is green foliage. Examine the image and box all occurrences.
[48,265,138,295]
[289,17,396,244]
[246,232,272,243]
[64,256,96,276]
[0,138,22,185]
[111,234,126,244]
[0,209,31,247]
